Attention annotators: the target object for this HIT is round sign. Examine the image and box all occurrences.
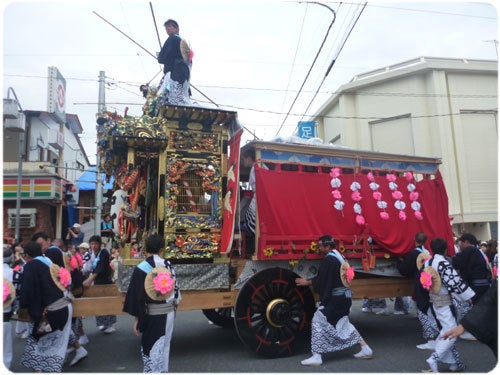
[56,83,65,109]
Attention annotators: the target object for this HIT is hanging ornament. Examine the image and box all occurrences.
[369,171,389,220]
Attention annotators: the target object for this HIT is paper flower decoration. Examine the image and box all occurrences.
[350,179,365,225]
[346,266,355,283]
[406,172,423,220]
[369,172,388,219]
[420,271,433,290]
[153,272,175,295]
[3,281,11,302]
[332,190,342,199]
[70,253,83,271]
[330,168,344,214]
[58,268,72,289]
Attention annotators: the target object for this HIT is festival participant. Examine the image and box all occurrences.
[296,235,373,366]
[82,235,117,333]
[123,234,180,372]
[157,19,191,105]
[65,244,88,366]
[397,232,440,350]
[31,232,67,269]
[453,233,491,304]
[19,241,74,372]
[421,237,475,372]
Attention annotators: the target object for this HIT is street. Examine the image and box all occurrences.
[8,300,497,373]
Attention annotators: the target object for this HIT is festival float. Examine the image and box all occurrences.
[73,89,454,357]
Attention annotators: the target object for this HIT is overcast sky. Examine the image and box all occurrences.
[2,0,498,164]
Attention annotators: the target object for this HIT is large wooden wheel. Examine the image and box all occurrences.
[234,267,316,358]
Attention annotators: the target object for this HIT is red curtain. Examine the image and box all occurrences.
[255,166,453,255]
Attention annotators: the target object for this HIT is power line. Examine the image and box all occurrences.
[298,2,367,129]
[276,2,337,136]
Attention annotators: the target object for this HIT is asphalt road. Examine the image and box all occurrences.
[7,300,497,373]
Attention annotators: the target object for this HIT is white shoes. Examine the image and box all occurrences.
[69,346,88,366]
[374,308,389,315]
[361,307,372,313]
[78,334,89,345]
[416,340,436,350]
[393,310,405,315]
[103,325,116,334]
[301,353,322,366]
[354,345,373,359]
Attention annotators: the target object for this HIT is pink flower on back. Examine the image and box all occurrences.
[399,211,407,221]
[58,268,71,288]
[3,281,11,302]
[409,191,419,201]
[372,191,382,201]
[367,172,375,182]
[414,211,423,220]
[346,267,355,283]
[153,272,174,295]
[420,271,433,290]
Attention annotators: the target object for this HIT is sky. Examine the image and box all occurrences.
[2,0,498,165]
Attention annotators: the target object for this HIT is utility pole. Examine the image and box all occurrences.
[95,71,106,236]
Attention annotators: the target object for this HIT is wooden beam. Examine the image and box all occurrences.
[350,278,413,299]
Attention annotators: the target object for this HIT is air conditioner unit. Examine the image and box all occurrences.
[7,208,37,229]
[48,130,64,150]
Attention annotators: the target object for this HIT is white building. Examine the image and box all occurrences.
[313,57,498,240]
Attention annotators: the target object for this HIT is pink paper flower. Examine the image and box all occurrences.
[58,268,72,288]
[380,211,389,220]
[392,191,403,200]
[420,271,433,290]
[153,272,174,295]
[346,267,355,283]
[409,191,419,201]
[372,191,382,201]
[351,190,362,202]
[329,167,341,178]
[355,214,365,225]
[386,173,397,182]
[367,172,375,182]
[414,211,423,220]
[399,210,407,221]
[3,281,11,302]
[332,190,342,199]
[404,172,414,181]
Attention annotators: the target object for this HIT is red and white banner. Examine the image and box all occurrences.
[220,128,243,253]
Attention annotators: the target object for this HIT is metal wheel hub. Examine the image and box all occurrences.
[266,298,291,327]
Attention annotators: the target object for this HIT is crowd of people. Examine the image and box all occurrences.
[2,218,127,371]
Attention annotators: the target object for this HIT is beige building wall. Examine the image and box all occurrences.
[315,57,498,239]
